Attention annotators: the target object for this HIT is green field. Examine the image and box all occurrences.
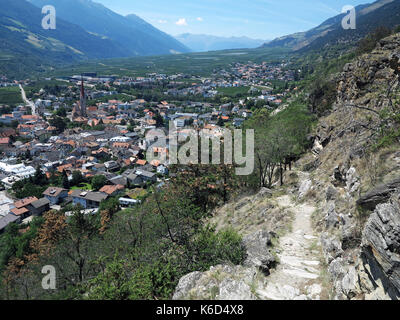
[48,47,291,78]
[23,79,70,99]
[0,86,23,105]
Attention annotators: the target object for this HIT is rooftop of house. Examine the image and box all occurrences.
[71,190,108,203]
[31,198,50,209]
[43,187,67,198]
[99,184,124,195]
[0,214,20,230]
[11,207,29,216]
[14,196,39,209]
[136,170,156,178]
[136,159,147,166]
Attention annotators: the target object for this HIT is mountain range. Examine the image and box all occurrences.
[28,0,190,56]
[0,0,126,77]
[262,0,400,52]
[0,0,190,77]
[175,33,267,52]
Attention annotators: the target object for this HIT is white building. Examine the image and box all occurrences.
[110,136,132,143]
[0,162,36,188]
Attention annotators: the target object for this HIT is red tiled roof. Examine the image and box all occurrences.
[99,184,124,195]
[11,207,29,216]
[136,159,147,166]
[14,196,38,209]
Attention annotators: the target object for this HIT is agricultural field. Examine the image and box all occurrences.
[0,86,23,105]
[48,47,290,78]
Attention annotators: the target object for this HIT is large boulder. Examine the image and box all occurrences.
[357,177,400,210]
[173,265,259,300]
[242,230,276,275]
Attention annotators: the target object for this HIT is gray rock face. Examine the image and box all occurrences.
[324,201,341,229]
[172,272,203,300]
[173,230,277,300]
[345,167,360,196]
[321,233,344,264]
[218,278,257,300]
[243,230,276,275]
[360,201,400,299]
[341,266,359,299]
[299,179,312,199]
[172,265,259,300]
[326,185,338,201]
[357,177,400,210]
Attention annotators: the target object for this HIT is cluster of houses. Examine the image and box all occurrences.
[227,61,295,83]
[0,58,299,233]
[0,184,131,233]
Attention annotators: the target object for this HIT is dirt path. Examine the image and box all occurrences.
[256,193,325,300]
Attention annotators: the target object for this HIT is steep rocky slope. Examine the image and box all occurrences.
[302,33,400,300]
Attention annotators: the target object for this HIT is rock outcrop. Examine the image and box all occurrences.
[298,179,312,199]
[242,230,276,275]
[173,230,276,300]
[358,200,400,299]
[307,33,400,300]
[357,177,400,210]
[173,264,260,300]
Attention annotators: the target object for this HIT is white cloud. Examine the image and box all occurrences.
[175,18,188,26]
[158,20,168,24]
[196,17,203,22]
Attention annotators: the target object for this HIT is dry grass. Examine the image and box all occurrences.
[209,189,295,238]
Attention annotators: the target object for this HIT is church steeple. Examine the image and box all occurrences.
[79,75,87,117]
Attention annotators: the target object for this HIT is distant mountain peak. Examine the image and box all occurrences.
[175,33,267,52]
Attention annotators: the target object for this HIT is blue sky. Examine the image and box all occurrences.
[95,0,373,39]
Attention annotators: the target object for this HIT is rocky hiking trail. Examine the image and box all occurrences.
[173,171,331,300]
[256,193,325,300]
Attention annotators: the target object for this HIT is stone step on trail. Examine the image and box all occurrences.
[282,267,319,279]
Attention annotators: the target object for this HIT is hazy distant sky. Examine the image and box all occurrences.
[95,0,373,39]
